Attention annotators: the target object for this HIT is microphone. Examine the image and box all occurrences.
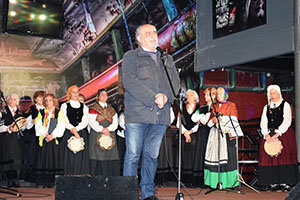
[156,46,166,55]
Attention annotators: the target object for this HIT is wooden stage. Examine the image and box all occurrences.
[0,186,289,200]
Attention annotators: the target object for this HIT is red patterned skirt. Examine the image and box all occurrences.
[258,127,300,185]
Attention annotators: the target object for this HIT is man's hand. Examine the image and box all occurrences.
[155,93,168,109]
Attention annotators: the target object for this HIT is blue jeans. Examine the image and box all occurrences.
[123,123,167,199]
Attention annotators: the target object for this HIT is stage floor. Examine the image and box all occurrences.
[0,186,289,200]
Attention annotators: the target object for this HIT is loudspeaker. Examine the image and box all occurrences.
[55,176,139,200]
[286,182,300,200]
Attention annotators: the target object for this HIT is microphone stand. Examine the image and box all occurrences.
[205,92,238,195]
[157,50,184,200]
[228,116,259,193]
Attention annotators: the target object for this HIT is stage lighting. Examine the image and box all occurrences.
[10,0,18,4]
[39,14,46,21]
[9,11,16,17]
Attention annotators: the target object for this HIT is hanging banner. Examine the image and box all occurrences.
[213,0,266,39]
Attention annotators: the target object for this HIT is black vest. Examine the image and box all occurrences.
[2,106,22,126]
[199,105,210,114]
[267,100,285,132]
[40,108,59,124]
[66,102,83,126]
[29,105,40,120]
[181,103,200,130]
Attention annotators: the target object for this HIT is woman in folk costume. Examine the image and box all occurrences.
[191,87,216,182]
[23,91,45,181]
[35,93,65,187]
[0,93,26,187]
[258,85,299,192]
[61,85,89,175]
[88,89,119,176]
[204,87,239,189]
[176,89,200,177]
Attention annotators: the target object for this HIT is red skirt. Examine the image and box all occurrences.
[259,127,298,166]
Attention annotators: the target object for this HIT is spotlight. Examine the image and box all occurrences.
[42,4,46,8]
[30,14,35,19]
[9,11,17,17]
[10,0,18,4]
[39,14,47,20]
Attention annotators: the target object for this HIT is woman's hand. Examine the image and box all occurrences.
[271,133,280,141]
[265,134,272,143]
[102,128,110,135]
[70,128,77,134]
[184,134,191,143]
[45,133,54,142]
[184,130,192,143]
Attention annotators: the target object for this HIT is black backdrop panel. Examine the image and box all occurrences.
[55,176,139,200]
[195,0,293,72]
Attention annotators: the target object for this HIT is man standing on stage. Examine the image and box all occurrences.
[122,24,180,200]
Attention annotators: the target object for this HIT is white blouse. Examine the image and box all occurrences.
[35,108,65,138]
[60,100,89,131]
[191,103,211,125]
[260,100,292,136]
[88,102,118,133]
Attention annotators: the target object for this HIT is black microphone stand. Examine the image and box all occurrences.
[205,92,238,195]
[228,116,259,193]
[157,49,184,200]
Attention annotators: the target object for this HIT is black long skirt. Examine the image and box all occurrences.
[193,125,210,176]
[0,132,22,180]
[36,137,64,186]
[63,129,89,175]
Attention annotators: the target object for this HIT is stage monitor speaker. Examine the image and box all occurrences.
[55,175,139,200]
[286,181,300,200]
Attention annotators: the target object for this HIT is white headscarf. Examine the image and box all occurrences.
[267,84,283,105]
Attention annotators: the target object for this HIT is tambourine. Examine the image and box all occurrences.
[67,136,85,154]
[11,117,27,132]
[97,133,115,150]
[264,139,283,157]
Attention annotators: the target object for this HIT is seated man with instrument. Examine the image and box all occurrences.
[258,85,300,192]
[0,93,27,187]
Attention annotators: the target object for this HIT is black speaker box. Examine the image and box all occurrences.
[55,176,139,200]
[286,182,300,200]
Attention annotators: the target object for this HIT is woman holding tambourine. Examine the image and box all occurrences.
[61,85,90,175]
[88,88,119,177]
[258,85,300,192]
[0,93,27,187]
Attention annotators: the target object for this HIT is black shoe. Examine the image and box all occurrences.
[143,195,159,200]
[282,185,292,192]
[270,184,281,192]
